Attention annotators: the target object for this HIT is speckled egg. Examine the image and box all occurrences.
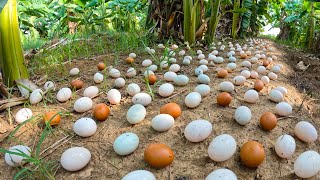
[15,108,33,124]
[132,93,152,106]
[126,68,137,78]
[29,89,43,104]
[205,169,237,180]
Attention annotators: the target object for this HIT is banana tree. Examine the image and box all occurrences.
[0,0,29,87]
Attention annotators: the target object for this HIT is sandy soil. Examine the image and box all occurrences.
[0,39,319,180]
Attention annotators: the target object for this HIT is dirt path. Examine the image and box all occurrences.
[0,39,319,180]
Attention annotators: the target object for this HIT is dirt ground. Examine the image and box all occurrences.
[0,39,319,180]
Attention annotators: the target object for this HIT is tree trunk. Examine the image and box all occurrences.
[0,0,29,87]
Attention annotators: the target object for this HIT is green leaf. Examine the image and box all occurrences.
[284,14,299,22]
[226,8,248,13]
[0,0,8,13]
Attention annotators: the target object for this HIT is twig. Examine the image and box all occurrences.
[106,160,120,170]
[160,89,187,102]
[40,135,70,156]
[40,135,75,159]
[277,116,299,120]
[296,95,307,113]
[0,83,9,98]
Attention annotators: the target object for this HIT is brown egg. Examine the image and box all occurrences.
[260,112,277,130]
[43,111,61,126]
[262,60,269,67]
[93,103,110,121]
[240,141,265,168]
[217,92,232,106]
[217,69,228,78]
[144,143,174,168]
[241,53,247,59]
[254,80,264,92]
[126,57,134,64]
[70,79,84,90]
[160,103,182,119]
[97,62,106,71]
[147,74,157,85]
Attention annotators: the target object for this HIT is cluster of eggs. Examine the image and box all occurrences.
[7,39,319,179]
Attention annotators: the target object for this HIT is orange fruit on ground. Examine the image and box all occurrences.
[144,143,174,168]
[43,111,61,126]
[126,57,134,64]
[97,62,106,71]
[260,112,277,130]
[217,69,228,78]
[160,103,182,119]
[147,74,157,85]
[216,92,232,106]
[93,103,110,121]
[240,141,265,168]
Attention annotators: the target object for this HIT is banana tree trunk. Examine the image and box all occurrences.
[207,0,221,43]
[232,0,240,39]
[0,0,29,87]
[307,2,315,49]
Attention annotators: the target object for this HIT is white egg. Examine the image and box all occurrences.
[212,50,219,55]
[199,59,208,65]
[276,64,283,69]
[143,70,154,78]
[195,68,204,76]
[126,68,137,78]
[109,68,121,78]
[198,74,210,84]
[169,64,180,72]
[294,151,320,178]
[60,147,91,171]
[268,72,277,80]
[198,65,208,72]
[294,121,318,143]
[83,86,99,98]
[246,51,252,56]
[114,78,126,88]
[257,66,267,75]
[69,68,80,76]
[249,57,258,64]
[209,54,216,61]
[185,92,202,108]
[164,71,177,82]
[244,89,259,103]
[227,63,237,70]
[250,71,259,79]
[73,97,93,113]
[158,44,164,48]
[159,83,174,97]
[160,61,169,68]
[44,81,55,90]
[129,53,136,58]
[15,108,32,124]
[126,104,146,124]
[151,114,175,132]
[173,75,189,86]
[268,89,283,103]
[4,145,31,167]
[73,118,97,137]
[214,57,224,63]
[274,86,288,96]
[197,50,203,54]
[219,81,234,92]
[275,102,292,116]
[234,106,252,125]
[184,55,192,60]
[107,89,121,104]
[132,93,152,106]
[29,89,43,104]
[195,84,211,97]
[148,64,158,72]
[178,50,186,56]
[272,66,281,73]
[233,75,246,86]
[113,133,139,155]
[261,76,270,85]
[208,134,237,162]
[228,56,236,62]
[205,169,237,180]
[57,87,72,102]
[198,54,205,59]
[94,72,104,83]
[241,61,251,68]
[182,58,191,65]
[122,170,156,180]
[127,83,140,96]
[184,120,212,142]
[275,134,296,159]
[142,59,152,67]
[240,70,251,79]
